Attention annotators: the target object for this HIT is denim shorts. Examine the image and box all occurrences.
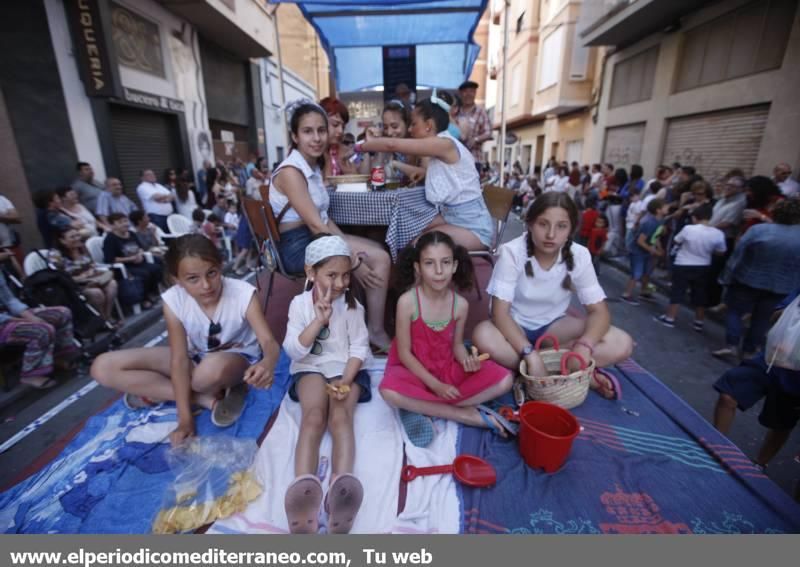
[522,317,562,346]
[440,197,494,248]
[277,225,313,274]
[288,369,372,403]
[713,354,800,429]
[629,252,651,281]
[191,351,262,366]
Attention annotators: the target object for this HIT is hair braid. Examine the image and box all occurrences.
[524,230,536,278]
[561,238,575,290]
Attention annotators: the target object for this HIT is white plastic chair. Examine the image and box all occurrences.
[23,250,52,276]
[167,214,193,235]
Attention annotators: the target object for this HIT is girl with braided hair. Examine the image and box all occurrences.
[473,192,633,399]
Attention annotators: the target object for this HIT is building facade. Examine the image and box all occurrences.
[582,0,800,180]
[0,0,277,247]
[274,3,332,102]
[485,0,602,172]
[260,59,318,169]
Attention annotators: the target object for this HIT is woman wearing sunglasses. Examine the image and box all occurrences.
[90,234,280,446]
[282,234,371,534]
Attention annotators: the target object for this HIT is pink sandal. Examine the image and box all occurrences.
[325,473,363,534]
[285,475,323,534]
[590,368,622,400]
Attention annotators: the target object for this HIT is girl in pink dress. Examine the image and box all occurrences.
[380,231,513,446]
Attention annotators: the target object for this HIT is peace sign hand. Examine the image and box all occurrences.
[313,285,333,326]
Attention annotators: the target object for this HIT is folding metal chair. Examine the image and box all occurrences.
[241,196,303,315]
[470,184,517,265]
[468,185,517,300]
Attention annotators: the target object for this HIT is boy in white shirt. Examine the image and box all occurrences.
[223,201,240,239]
[624,188,647,252]
[655,204,726,330]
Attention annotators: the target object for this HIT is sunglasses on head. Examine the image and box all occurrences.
[208,321,222,350]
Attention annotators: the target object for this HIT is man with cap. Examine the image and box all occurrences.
[456,80,492,164]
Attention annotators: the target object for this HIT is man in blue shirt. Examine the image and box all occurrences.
[713,198,800,359]
[713,288,800,469]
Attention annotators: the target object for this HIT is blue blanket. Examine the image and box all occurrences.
[458,359,800,534]
[0,353,291,534]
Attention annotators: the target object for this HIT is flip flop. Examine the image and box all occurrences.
[476,404,519,437]
[590,368,622,400]
[284,475,323,534]
[20,377,57,390]
[325,474,363,534]
[399,409,434,448]
[211,382,248,427]
[123,393,157,410]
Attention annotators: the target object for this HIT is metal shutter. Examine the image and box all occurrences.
[602,123,645,172]
[661,105,770,181]
[109,104,183,203]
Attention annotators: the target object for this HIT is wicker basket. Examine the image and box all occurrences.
[516,334,595,410]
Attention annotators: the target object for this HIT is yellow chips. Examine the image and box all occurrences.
[152,471,262,534]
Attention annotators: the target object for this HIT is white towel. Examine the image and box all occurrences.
[208,359,461,534]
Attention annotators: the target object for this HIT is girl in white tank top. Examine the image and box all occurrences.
[90,234,281,446]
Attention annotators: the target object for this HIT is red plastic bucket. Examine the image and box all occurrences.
[518,401,580,473]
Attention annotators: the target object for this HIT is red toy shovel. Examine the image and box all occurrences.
[400,455,497,487]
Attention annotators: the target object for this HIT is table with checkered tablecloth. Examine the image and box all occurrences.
[328,186,438,260]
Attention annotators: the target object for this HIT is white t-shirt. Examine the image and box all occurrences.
[625,200,646,230]
[0,195,15,247]
[137,182,174,216]
[245,177,263,200]
[224,211,240,230]
[172,189,197,219]
[673,224,727,266]
[550,175,569,193]
[591,172,603,188]
[425,131,482,206]
[778,178,799,198]
[161,277,261,361]
[283,289,371,378]
[487,235,606,329]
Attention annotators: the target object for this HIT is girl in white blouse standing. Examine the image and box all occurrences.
[356,95,494,252]
[282,234,371,534]
[473,192,634,399]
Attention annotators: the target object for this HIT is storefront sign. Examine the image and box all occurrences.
[65,0,118,97]
[122,87,185,113]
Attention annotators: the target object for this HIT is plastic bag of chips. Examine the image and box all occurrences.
[152,436,262,534]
